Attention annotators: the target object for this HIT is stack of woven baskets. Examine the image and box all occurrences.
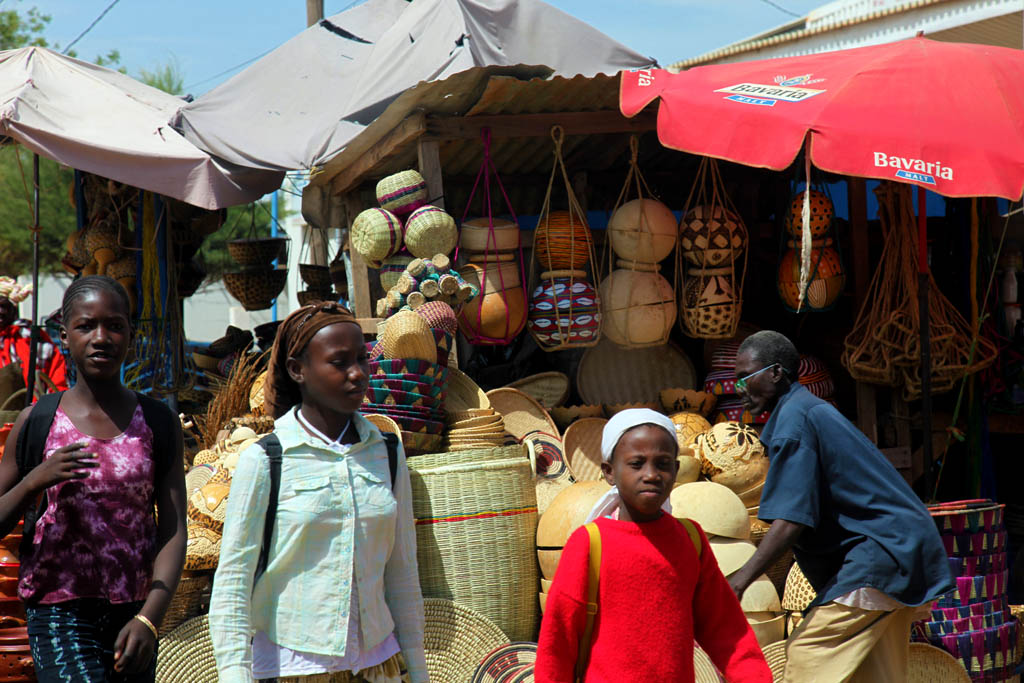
[600,198,678,348]
[913,500,1018,682]
[297,263,340,305]
[224,237,289,311]
[376,254,479,320]
[702,342,771,425]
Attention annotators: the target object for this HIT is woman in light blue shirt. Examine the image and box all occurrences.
[210,302,426,683]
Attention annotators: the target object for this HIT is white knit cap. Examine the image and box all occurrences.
[586,408,678,523]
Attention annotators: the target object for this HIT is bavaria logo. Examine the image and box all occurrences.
[715,73,826,107]
[632,68,655,87]
[873,152,953,185]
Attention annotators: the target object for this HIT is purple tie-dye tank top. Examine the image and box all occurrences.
[18,405,156,604]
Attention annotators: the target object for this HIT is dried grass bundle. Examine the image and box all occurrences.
[197,348,267,449]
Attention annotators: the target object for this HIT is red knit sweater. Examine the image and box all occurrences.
[535,514,771,683]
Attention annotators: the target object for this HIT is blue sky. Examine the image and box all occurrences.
[36,0,824,95]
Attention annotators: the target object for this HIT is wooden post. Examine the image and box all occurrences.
[342,193,373,319]
[417,139,445,210]
[305,0,323,27]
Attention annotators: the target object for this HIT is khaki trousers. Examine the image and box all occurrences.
[784,602,918,683]
[275,652,408,683]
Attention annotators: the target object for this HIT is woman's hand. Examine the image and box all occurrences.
[113,617,157,674]
[21,443,97,493]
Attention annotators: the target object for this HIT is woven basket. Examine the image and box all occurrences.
[405,206,458,259]
[226,237,287,267]
[161,572,211,633]
[471,642,538,683]
[761,640,787,683]
[563,417,607,483]
[486,388,559,442]
[505,372,570,409]
[409,446,538,642]
[380,255,414,291]
[447,368,491,414]
[535,210,593,270]
[154,615,217,683]
[364,413,401,436]
[694,644,724,683]
[378,310,438,363]
[352,208,404,265]
[299,263,333,290]
[549,405,604,431]
[908,643,971,682]
[577,338,697,406]
[660,388,717,416]
[223,268,287,311]
[376,169,428,215]
[424,598,510,683]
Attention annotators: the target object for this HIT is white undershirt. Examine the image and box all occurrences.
[252,411,400,678]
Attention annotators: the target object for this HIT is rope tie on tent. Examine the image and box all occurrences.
[798,137,812,312]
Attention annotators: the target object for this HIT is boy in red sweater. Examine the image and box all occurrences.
[535,409,770,682]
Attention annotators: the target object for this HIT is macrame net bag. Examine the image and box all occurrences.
[527,126,602,352]
[600,135,678,349]
[678,157,748,339]
[456,128,528,345]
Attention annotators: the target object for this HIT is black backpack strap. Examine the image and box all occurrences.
[136,393,177,482]
[253,433,282,589]
[14,391,63,559]
[382,432,399,491]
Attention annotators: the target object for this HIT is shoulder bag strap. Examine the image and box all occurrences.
[15,391,63,558]
[382,433,399,491]
[576,522,602,683]
[677,517,702,559]
[253,433,282,590]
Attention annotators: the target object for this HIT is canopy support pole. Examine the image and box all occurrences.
[918,185,933,500]
[25,153,40,407]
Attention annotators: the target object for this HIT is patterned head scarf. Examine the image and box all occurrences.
[585,408,678,523]
[263,301,361,419]
[0,277,31,304]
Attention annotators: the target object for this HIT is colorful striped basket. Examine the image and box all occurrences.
[376,170,428,216]
[352,208,404,265]
[408,445,539,642]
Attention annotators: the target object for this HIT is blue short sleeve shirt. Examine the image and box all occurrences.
[758,384,953,608]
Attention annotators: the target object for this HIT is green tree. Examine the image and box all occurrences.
[0,5,50,50]
[139,58,185,96]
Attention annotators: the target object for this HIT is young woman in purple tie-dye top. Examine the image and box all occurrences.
[0,276,186,682]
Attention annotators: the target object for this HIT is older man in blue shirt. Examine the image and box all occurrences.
[728,331,952,683]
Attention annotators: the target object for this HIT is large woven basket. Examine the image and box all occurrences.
[424,598,510,683]
[908,643,971,682]
[505,372,570,409]
[226,237,287,267]
[409,446,539,642]
[223,268,287,311]
[298,263,333,290]
[155,615,217,683]
[160,572,211,633]
[761,640,786,682]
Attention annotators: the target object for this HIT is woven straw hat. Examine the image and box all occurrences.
[563,417,607,482]
[447,368,490,414]
[248,370,267,414]
[471,642,538,683]
[741,575,782,612]
[154,615,217,683]
[761,640,787,682]
[907,643,970,682]
[184,465,215,497]
[378,310,438,363]
[709,538,757,576]
[424,598,510,683]
[536,480,611,580]
[782,563,816,612]
[693,645,723,683]
[487,388,559,442]
[506,372,570,409]
[748,613,785,647]
[670,481,750,540]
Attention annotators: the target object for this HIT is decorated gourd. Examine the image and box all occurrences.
[786,189,833,238]
[682,268,739,338]
[457,262,527,342]
[535,210,593,270]
[679,205,747,267]
[598,267,676,347]
[536,481,610,580]
[528,271,601,349]
[670,481,750,540]
[670,411,712,449]
[692,422,768,494]
[608,198,677,263]
[778,241,845,311]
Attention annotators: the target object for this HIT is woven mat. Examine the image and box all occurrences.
[577,339,696,405]
[506,372,569,409]
[471,642,538,683]
[425,598,510,683]
[761,640,786,682]
[155,615,217,683]
[563,418,606,483]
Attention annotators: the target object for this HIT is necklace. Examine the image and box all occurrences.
[297,408,352,446]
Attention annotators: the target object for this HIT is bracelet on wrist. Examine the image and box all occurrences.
[134,614,158,639]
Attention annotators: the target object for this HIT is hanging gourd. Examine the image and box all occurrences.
[456,128,528,345]
[528,126,602,351]
[599,135,677,348]
[678,158,748,339]
[777,183,846,312]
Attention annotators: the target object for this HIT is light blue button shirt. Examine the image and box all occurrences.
[209,408,427,683]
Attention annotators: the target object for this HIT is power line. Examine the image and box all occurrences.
[62,0,122,54]
[183,46,277,92]
[757,0,802,18]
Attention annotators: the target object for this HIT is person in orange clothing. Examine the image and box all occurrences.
[535,409,771,682]
[0,277,68,395]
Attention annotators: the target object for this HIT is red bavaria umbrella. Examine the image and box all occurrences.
[621,36,1024,200]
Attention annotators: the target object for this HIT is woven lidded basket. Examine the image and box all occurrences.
[352,207,404,265]
[223,268,287,311]
[409,445,539,642]
[161,572,211,633]
[226,237,287,267]
[154,615,217,683]
[405,205,458,259]
[376,169,428,215]
[424,598,510,683]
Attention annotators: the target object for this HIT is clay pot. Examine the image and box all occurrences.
[599,268,675,347]
[535,210,593,270]
[778,242,845,311]
[528,271,601,349]
[608,198,677,263]
[0,627,33,682]
[457,263,527,343]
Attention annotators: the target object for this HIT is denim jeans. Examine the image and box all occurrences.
[26,599,156,683]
